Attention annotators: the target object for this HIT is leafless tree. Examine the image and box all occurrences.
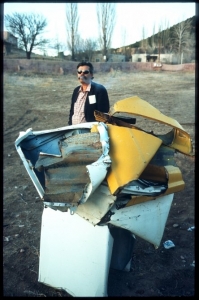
[157,25,162,62]
[4,12,48,59]
[50,35,65,56]
[171,19,193,64]
[155,20,171,54]
[161,20,170,52]
[121,27,126,48]
[120,27,127,57]
[65,3,79,61]
[140,26,148,52]
[145,24,156,55]
[96,3,116,60]
[83,38,98,61]
[74,34,84,58]
[150,23,156,50]
[75,36,98,62]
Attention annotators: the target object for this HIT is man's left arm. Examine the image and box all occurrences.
[96,85,110,113]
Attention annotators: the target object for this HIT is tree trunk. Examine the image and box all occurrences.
[181,52,183,64]
[26,51,31,59]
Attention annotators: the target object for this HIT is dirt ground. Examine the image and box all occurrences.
[3,69,195,297]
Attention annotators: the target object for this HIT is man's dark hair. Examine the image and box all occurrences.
[76,62,94,74]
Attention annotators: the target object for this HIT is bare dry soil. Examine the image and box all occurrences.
[3,70,195,296]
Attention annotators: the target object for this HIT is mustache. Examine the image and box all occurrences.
[78,76,92,83]
[78,75,87,80]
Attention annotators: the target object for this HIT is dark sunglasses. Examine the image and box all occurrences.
[77,70,90,74]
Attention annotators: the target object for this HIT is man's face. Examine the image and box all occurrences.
[77,66,93,84]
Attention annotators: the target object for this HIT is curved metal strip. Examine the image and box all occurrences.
[109,96,193,155]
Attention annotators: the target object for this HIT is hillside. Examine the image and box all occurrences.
[120,16,195,50]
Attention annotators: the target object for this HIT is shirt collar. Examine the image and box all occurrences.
[79,83,91,92]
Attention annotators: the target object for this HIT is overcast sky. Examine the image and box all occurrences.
[3,2,195,55]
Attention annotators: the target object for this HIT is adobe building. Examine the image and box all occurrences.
[3,31,18,55]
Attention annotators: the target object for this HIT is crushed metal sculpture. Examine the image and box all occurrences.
[15,96,193,297]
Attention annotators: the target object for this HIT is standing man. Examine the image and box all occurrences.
[68,62,110,125]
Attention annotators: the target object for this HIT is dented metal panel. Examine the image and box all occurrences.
[109,96,184,129]
[106,193,174,247]
[104,124,162,195]
[76,183,116,225]
[125,165,185,207]
[15,122,111,208]
[38,206,113,297]
[108,96,193,155]
[36,132,103,205]
[15,124,97,199]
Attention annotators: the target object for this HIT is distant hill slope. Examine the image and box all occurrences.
[119,16,195,50]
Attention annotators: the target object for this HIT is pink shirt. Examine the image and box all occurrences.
[72,84,91,125]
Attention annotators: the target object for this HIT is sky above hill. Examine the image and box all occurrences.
[3,2,196,56]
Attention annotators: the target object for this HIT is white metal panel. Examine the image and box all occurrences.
[38,207,113,297]
[15,123,98,146]
[14,146,45,198]
[76,183,116,225]
[108,194,174,247]
[78,122,111,204]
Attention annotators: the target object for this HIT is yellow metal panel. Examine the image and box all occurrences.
[109,96,193,155]
[140,164,168,183]
[105,124,162,195]
[125,165,185,207]
[110,96,183,129]
[164,165,185,194]
[170,128,193,154]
